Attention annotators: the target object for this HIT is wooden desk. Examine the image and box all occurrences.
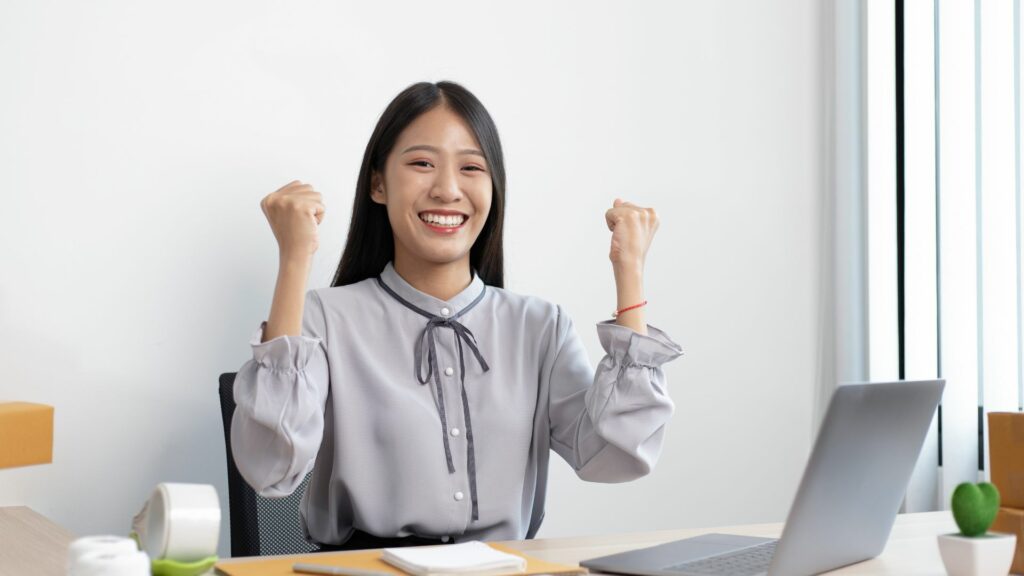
[498,511,961,575]
[216,511,968,575]
[0,506,74,576]
[0,507,986,575]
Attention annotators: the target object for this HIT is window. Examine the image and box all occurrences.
[863,0,1024,512]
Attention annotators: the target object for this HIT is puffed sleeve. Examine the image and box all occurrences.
[230,289,330,497]
[545,305,683,482]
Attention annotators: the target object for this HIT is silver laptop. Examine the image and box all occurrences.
[580,379,945,576]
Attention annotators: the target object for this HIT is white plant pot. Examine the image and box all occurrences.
[937,532,1017,576]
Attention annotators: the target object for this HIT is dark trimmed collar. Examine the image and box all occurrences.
[379,261,486,318]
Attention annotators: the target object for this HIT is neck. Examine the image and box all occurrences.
[393,252,473,302]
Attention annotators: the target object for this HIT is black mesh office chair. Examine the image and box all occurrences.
[218,372,320,557]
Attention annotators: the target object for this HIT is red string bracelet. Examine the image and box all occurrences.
[612,300,648,318]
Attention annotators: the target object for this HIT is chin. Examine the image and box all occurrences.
[403,240,469,264]
[412,239,479,265]
[399,228,482,267]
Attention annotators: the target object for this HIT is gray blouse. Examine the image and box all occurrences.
[230,261,683,545]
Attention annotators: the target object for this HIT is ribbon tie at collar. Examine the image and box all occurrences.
[375,276,489,522]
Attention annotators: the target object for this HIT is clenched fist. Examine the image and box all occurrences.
[605,198,659,272]
[261,180,325,260]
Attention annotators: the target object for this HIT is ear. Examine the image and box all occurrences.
[370,172,386,205]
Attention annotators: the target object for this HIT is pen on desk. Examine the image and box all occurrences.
[292,562,395,576]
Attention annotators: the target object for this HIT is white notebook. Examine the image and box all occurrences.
[380,541,527,576]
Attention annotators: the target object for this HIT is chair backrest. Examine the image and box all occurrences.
[218,372,319,557]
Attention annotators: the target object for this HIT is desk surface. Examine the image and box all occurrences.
[0,506,75,576]
[217,510,965,575]
[495,511,960,575]
[0,507,977,576]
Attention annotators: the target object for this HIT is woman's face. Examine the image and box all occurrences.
[371,105,493,269]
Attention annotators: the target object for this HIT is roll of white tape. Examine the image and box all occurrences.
[67,536,139,570]
[132,482,220,562]
[69,549,150,576]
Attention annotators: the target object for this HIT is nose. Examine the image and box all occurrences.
[430,163,463,203]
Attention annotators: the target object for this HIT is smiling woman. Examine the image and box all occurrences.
[229,80,684,552]
[366,105,496,296]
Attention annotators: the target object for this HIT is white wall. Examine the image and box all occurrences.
[0,0,825,555]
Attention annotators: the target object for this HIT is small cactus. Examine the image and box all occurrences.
[951,482,1000,537]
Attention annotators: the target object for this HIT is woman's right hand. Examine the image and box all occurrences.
[261,180,325,261]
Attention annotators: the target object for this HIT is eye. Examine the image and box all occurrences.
[463,165,485,172]
[410,160,433,168]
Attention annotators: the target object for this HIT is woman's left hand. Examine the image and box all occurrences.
[605,198,659,274]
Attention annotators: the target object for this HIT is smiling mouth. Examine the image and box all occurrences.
[418,212,468,228]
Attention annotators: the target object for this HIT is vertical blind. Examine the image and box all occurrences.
[865,0,1024,512]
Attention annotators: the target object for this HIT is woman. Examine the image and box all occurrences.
[231,80,683,551]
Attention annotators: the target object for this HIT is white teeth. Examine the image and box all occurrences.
[420,213,466,227]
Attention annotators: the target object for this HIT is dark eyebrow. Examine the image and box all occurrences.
[400,144,485,159]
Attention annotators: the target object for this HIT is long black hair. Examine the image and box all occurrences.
[330,81,506,288]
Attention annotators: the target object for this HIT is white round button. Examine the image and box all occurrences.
[441,307,451,316]
[454,491,464,501]
[450,427,460,437]
[441,536,450,543]
[444,367,454,376]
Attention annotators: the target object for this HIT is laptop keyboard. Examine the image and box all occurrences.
[663,540,777,576]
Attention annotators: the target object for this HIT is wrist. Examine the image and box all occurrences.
[614,269,644,299]
[279,251,313,271]
[614,299,648,316]
[613,259,644,278]
[276,255,313,294]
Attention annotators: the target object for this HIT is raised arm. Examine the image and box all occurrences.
[230,180,330,496]
[546,198,681,481]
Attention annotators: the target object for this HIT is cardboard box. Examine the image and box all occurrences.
[992,507,1024,575]
[989,412,1024,509]
[0,402,53,469]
